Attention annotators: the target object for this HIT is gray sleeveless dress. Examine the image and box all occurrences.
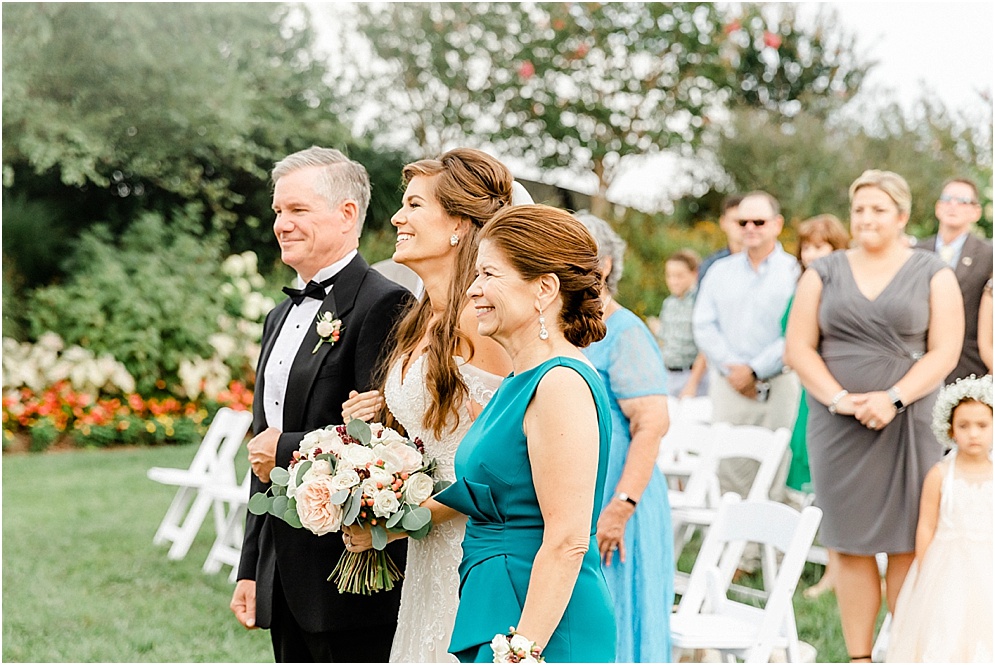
[807,250,948,555]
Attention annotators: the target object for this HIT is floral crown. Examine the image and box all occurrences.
[931,374,993,448]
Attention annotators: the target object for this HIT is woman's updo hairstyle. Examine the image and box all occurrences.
[479,204,607,347]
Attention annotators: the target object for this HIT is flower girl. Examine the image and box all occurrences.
[886,375,993,662]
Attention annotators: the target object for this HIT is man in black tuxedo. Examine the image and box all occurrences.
[231,147,411,662]
[915,177,993,382]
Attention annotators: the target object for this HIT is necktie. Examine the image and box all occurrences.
[282,275,336,306]
[938,245,955,267]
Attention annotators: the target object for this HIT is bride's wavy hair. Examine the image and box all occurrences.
[379,148,513,439]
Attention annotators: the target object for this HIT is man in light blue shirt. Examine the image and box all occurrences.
[693,191,800,529]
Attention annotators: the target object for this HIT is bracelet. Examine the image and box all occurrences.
[615,492,638,508]
[828,389,849,415]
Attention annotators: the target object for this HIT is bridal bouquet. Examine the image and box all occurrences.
[248,419,445,594]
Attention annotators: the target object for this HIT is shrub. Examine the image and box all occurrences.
[25,205,270,396]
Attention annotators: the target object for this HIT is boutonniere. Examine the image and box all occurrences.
[312,311,343,353]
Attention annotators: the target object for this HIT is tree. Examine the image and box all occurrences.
[345,2,872,216]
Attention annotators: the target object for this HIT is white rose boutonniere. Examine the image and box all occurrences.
[312,311,343,354]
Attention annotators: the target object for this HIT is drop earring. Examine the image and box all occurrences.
[450,234,459,246]
[538,306,549,340]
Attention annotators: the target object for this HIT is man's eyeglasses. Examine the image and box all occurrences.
[738,219,767,227]
[938,194,978,206]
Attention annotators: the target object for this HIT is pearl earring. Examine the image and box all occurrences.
[538,307,549,341]
[450,234,459,247]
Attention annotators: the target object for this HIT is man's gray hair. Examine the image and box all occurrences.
[272,146,372,235]
[573,211,626,295]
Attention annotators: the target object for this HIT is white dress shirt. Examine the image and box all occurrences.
[263,250,357,431]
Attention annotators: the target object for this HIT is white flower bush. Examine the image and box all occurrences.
[2,334,135,394]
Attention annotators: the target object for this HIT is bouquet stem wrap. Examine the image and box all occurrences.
[329,549,403,595]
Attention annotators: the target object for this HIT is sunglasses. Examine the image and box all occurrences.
[938,194,978,206]
[738,219,768,227]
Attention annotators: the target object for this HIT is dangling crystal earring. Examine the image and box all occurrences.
[538,307,549,340]
[450,234,459,247]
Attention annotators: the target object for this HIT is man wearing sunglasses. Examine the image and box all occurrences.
[916,178,992,382]
[692,191,800,512]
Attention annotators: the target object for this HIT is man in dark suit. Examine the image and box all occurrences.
[915,178,993,382]
[230,147,411,662]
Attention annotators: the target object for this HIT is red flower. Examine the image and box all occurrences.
[574,42,590,59]
[724,20,741,34]
[763,31,782,49]
[552,18,566,31]
[518,60,535,80]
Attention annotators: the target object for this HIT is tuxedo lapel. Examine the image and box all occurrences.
[281,254,371,432]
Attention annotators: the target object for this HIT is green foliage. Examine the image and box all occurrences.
[25,206,227,395]
[712,99,993,236]
[1,192,73,285]
[346,2,871,214]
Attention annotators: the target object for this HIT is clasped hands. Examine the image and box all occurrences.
[833,390,897,431]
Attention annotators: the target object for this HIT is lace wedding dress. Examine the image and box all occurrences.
[385,354,503,663]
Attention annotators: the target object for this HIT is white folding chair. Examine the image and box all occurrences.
[658,420,716,497]
[674,395,713,424]
[202,465,253,582]
[147,407,253,560]
[671,494,823,663]
[671,424,791,595]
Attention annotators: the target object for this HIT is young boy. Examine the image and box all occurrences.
[657,249,708,397]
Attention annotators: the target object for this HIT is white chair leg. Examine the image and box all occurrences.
[166,491,215,560]
[152,486,197,546]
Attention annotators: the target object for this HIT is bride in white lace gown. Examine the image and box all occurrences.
[341,149,526,662]
[384,354,502,662]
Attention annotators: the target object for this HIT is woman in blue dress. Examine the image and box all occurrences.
[435,204,617,663]
[575,212,675,662]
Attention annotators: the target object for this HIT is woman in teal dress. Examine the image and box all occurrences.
[435,205,617,663]
[575,212,674,662]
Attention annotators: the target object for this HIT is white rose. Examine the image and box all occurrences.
[295,477,344,535]
[491,635,511,659]
[329,469,361,494]
[509,634,531,653]
[383,441,424,474]
[361,478,381,499]
[286,463,300,499]
[403,472,435,505]
[316,319,336,338]
[370,425,407,446]
[300,428,344,457]
[372,488,401,518]
[303,459,333,480]
[339,443,376,469]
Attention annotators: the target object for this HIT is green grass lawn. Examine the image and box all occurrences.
[2,445,271,662]
[3,445,857,662]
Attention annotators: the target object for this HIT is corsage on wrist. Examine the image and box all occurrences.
[491,628,544,663]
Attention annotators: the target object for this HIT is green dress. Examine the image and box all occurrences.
[435,357,617,663]
[782,296,811,492]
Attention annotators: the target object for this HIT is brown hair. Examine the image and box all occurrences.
[666,248,701,272]
[381,148,513,439]
[797,214,850,262]
[479,205,606,347]
[941,177,980,203]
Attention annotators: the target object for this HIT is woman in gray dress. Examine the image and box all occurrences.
[785,169,963,663]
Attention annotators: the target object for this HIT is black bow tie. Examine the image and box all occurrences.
[282,275,336,306]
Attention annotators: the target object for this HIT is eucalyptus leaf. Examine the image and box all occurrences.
[433,479,453,494]
[284,508,302,529]
[343,492,361,525]
[347,418,372,445]
[269,467,290,486]
[409,521,432,540]
[330,489,350,505]
[401,506,431,531]
[371,524,388,551]
[247,493,272,516]
[295,460,313,486]
[386,509,405,529]
[271,495,289,518]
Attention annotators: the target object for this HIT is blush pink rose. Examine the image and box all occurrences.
[295,476,344,535]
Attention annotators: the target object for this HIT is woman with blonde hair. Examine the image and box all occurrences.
[341,148,519,662]
[785,170,963,662]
